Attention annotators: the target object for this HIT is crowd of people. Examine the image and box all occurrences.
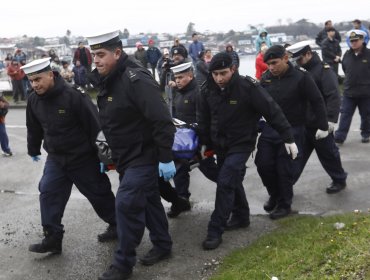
[1,18,369,280]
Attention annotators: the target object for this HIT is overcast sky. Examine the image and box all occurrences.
[2,0,370,38]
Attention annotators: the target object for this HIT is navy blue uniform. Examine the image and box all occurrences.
[26,73,116,239]
[258,63,328,209]
[95,54,174,273]
[197,73,293,239]
[335,45,370,142]
[295,52,347,185]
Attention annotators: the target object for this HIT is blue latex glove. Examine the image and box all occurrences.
[158,161,176,181]
[100,162,107,173]
[31,155,40,162]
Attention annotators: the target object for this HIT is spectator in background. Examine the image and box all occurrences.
[48,49,58,61]
[157,48,170,79]
[171,38,188,58]
[73,42,92,73]
[4,53,13,67]
[50,56,62,73]
[13,49,27,63]
[134,42,148,68]
[72,59,87,88]
[225,43,240,71]
[20,59,31,99]
[255,43,268,80]
[315,20,342,47]
[321,27,342,76]
[188,32,205,64]
[204,49,213,64]
[0,95,12,157]
[195,50,208,86]
[60,61,74,84]
[146,39,162,79]
[346,19,369,47]
[255,28,272,52]
[7,59,26,103]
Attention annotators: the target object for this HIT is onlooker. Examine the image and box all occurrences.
[4,53,13,67]
[195,50,209,86]
[73,42,92,73]
[321,27,342,75]
[7,59,26,102]
[315,20,342,47]
[146,39,162,79]
[335,30,370,144]
[134,42,148,68]
[157,48,170,79]
[188,32,205,64]
[72,59,87,88]
[255,28,272,52]
[346,19,369,47]
[50,56,62,73]
[204,49,213,64]
[0,95,12,157]
[225,43,240,70]
[255,43,268,80]
[60,61,74,84]
[20,59,31,100]
[48,49,57,61]
[13,48,27,63]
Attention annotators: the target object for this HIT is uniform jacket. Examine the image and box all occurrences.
[197,73,294,154]
[94,53,175,174]
[315,28,341,47]
[260,63,329,131]
[26,73,101,167]
[342,45,370,98]
[195,58,208,87]
[173,78,198,124]
[302,52,341,126]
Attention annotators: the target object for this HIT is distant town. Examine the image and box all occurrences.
[0,19,368,61]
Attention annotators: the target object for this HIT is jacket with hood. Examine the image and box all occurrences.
[255,28,272,52]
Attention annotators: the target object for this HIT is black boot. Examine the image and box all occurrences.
[225,217,250,231]
[98,224,118,242]
[263,196,277,212]
[98,265,132,280]
[202,236,222,250]
[167,197,191,218]
[269,206,291,220]
[139,248,171,266]
[326,181,346,194]
[29,231,62,254]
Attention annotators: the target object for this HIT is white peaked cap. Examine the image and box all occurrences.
[170,62,193,74]
[86,30,121,50]
[20,57,51,76]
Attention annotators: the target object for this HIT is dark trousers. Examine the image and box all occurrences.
[173,159,191,199]
[335,96,370,141]
[207,152,250,238]
[113,165,172,272]
[255,125,304,209]
[38,157,116,237]
[11,79,25,102]
[296,128,347,184]
[0,123,10,153]
[150,64,157,79]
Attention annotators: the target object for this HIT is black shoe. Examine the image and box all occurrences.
[263,197,277,212]
[225,218,250,231]
[167,197,191,218]
[269,207,291,220]
[98,224,118,242]
[29,235,62,254]
[326,182,346,194]
[334,138,344,145]
[202,236,222,250]
[98,265,132,280]
[361,137,369,143]
[139,248,171,266]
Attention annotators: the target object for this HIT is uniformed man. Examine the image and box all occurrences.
[257,45,329,219]
[22,58,117,255]
[287,41,347,193]
[335,29,370,144]
[86,31,176,280]
[197,52,297,250]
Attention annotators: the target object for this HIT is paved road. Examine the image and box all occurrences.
[0,108,369,280]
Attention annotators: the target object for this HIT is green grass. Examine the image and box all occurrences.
[211,213,370,280]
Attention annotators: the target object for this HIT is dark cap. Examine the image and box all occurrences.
[171,46,187,58]
[208,52,233,72]
[263,45,286,62]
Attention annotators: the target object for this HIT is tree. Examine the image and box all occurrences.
[186,22,195,36]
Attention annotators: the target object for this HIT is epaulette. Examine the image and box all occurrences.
[244,75,259,86]
[322,62,331,69]
[296,66,307,73]
[72,85,87,96]
[126,68,141,83]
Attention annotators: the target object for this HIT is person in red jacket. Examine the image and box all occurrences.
[73,42,92,72]
[7,59,25,102]
[255,43,268,81]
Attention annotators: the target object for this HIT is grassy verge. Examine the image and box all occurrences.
[211,213,370,280]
